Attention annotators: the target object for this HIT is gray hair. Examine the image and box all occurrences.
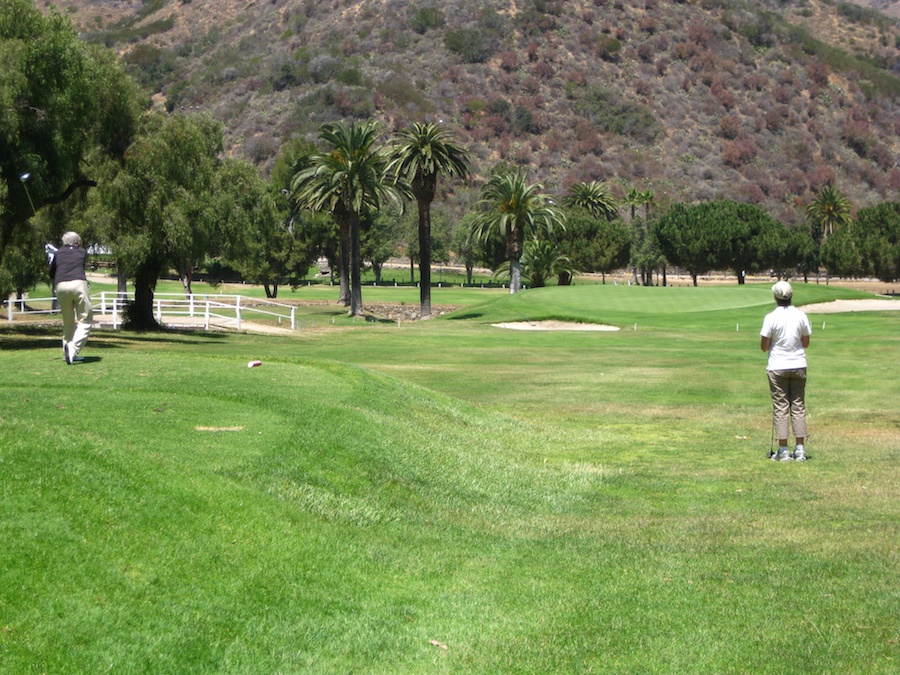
[61,231,82,246]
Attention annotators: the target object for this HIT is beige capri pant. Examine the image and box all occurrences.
[56,279,93,354]
[767,368,808,441]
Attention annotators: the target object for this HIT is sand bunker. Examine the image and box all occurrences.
[799,298,899,314]
[492,320,620,331]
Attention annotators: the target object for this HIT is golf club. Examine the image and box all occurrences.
[20,172,37,215]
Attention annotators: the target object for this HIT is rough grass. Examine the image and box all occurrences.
[1,283,897,673]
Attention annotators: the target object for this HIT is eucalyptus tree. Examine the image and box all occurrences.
[214,159,311,299]
[562,181,618,223]
[102,113,224,328]
[0,0,141,258]
[453,213,505,285]
[474,169,565,293]
[386,122,471,317]
[292,120,402,316]
[554,207,630,285]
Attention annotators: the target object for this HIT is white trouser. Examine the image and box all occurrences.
[56,279,93,354]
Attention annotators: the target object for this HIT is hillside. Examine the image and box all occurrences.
[38,0,900,223]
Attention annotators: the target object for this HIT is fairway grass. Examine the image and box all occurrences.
[1,284,897,673]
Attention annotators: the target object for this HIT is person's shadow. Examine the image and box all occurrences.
[73,356,102,364]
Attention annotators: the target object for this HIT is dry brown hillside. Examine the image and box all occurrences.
[39,0,900,222]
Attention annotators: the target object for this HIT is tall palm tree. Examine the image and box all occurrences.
[291,120,399,316]
[386,122,471,318]
[624,188,642,221]
[474,169,565,293]
[639,189,654,220]
[806,185,852,244]
[562,180,618,222]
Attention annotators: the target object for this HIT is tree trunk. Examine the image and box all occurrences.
[508,225,524,293]
[509,258,522,294]
[691,272,698,286]
[557,271,572,286]
[465,263,473,285]
[349,213,363,316]
[179,261,193,296]
[117,268,127,296]
[129,263,161,330]
[264,284,277,298]
[418,198,432,318]
[338,222,351,306]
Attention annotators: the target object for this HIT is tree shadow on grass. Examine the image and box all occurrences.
[447,312,484,321]
[0,325,230,352]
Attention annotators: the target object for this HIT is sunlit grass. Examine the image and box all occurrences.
[1,283,897,672]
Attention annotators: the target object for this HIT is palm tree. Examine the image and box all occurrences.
[492,238,575,288]
[624,188,642,221]
[386,122,471,318]
[562,180,618,222]
[806,185,852,244]
[474,169,565,293]
[639,189,654,220]
[291,120,400,316]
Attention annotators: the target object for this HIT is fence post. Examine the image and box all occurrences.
[189,294,195,317]
[291,307,296,330]
[205,302,210,330]
[6,296,12,323]
[235,295,241,331]
[155,299,162,324]
[112,296,119,329]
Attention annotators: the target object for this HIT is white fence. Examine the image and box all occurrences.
[5,292,298,332]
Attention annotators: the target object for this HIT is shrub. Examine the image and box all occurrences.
[718,114,741,139]
[576,86,661,142]
[712,85,736,110]
[806,61,830,86]
[594,35,622,62]
[499,51,519,72]
[773,85,791,104]
[409,6,445,34]
[722,138,757,167]
[807,165,836,192]
[764,107,785,133]
[742,73,768,91]
[445,28,498,63]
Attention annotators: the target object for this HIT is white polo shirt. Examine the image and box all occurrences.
[761,305,812,371]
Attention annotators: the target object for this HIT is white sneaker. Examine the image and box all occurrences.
[770,448,792,462]
[794,447,806,461]
[66,342,83,364]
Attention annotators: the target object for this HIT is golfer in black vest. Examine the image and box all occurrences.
[49,232,93,364]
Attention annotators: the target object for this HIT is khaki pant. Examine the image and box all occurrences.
[767,368,808,441]
[56,279,93,355]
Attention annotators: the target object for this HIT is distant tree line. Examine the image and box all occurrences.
[2,0,897,329]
